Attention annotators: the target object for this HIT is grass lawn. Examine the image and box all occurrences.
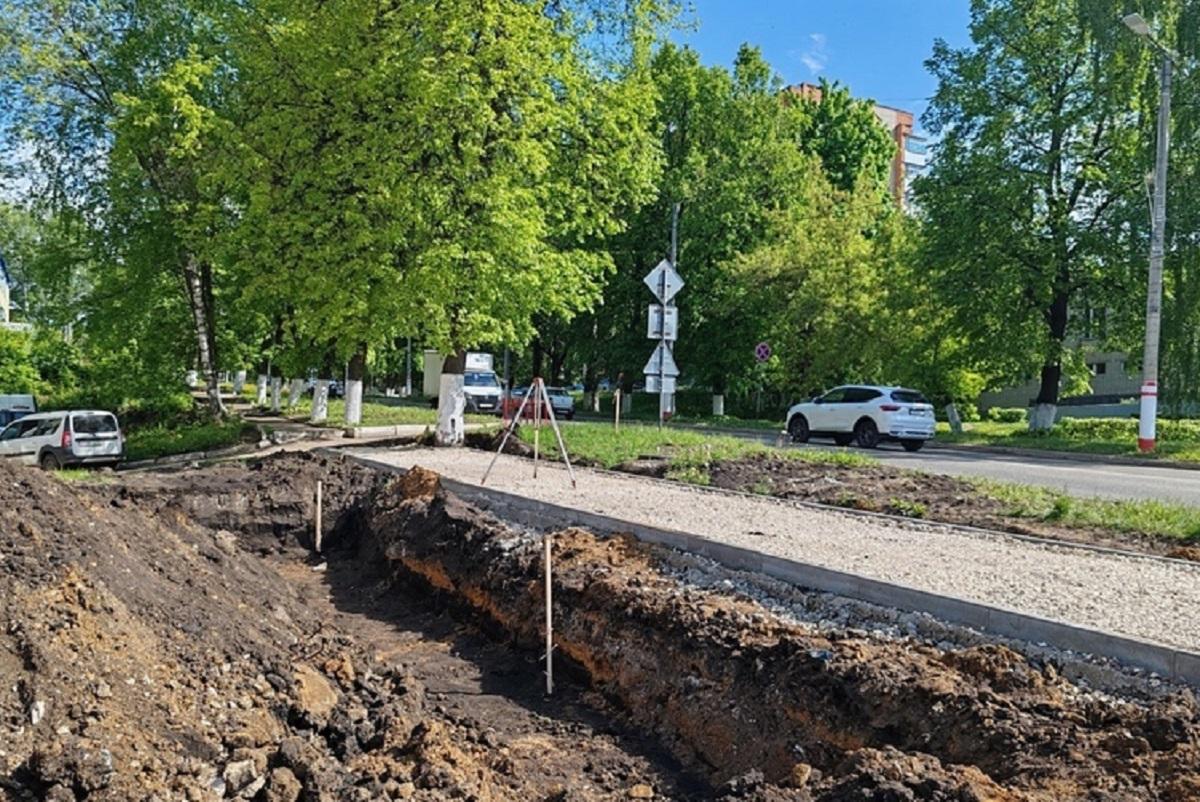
[576,409,783,431]
[277,398,493,428]
[124,419,259,462]
[519,421,874,483]
[515,422,1199,544]
[978,480,1200,542]
[937,420,1200,463]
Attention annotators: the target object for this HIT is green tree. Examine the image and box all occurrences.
[917,0,1150,428]
[578,44,893,410]
[234,0,663,438]
[1,0,235,416]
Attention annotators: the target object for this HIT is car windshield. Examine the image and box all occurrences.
[74,413,118,434]
[465,372,500,388]
[546,388,571,399]
[891,390,929,404]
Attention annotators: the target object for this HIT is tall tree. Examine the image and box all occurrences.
[917,0,1149,428]
[234,0,663,438]
[1,0,235,416]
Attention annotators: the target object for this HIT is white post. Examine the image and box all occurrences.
[614,388,621,432]
[712,393,725,416]
[233,370,246,396]
[544,531,553,696]
[345,378,364,425]
[287,378,305,408]
[435,372,465,445]
[314,481,323,552]
[256,374,268,407]
[311,380,330,423]
[270,377,282,413]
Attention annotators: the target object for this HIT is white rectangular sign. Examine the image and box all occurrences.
[642,342,679,377]
[644,375,676,394]
[646,305,679,340]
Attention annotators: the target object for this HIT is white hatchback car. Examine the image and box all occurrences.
[0,410,125,469]
[786,385,936,451]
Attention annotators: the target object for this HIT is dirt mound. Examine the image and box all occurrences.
[358,467,1200,800]
[6,453,1200,801]
[708,454,1181,554]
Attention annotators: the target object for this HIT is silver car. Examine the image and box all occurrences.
[0,410,125,469]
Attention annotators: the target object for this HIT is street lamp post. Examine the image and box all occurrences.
[1122,12,1175,453]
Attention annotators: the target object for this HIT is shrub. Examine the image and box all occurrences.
[0,328,40,393]
[986,407,1027,424]
[1053,417,1200,443]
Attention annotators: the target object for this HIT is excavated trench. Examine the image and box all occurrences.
[13,452,1199,801]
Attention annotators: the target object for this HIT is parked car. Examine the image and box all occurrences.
[0,410,125,469]
[785,386,935,451]
[545,386,575,420]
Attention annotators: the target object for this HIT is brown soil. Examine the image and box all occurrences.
[3,452,1199,801]
[707,454,1193,556]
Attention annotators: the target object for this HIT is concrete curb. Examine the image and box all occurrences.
[118,443,260,471]
[336,449,1200,686]
[341,423,486,439]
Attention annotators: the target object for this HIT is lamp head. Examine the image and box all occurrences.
[1123,13,1151,37]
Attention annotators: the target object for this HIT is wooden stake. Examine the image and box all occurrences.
[614,388,621,432]
[314,480,323,552]
[544,531,554,695]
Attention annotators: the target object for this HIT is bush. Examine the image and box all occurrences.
[986,407,1027,424]
[0,328,40,393]
[1053,417,1200,443]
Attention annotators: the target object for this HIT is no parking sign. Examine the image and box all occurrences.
[754,341,772,363]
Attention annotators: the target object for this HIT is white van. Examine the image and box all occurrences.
[0,394,37,428]
[0,410,125,469]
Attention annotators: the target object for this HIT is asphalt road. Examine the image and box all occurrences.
[735,432,1200,506]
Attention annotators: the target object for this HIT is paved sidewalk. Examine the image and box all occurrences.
[350,446,1200,653]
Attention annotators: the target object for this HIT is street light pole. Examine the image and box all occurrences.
[1123,12,1175,453]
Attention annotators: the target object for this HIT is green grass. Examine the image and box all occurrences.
[55,467,114,483]
[275,398,492,428]
[977,480,1200,542]
[124,419,258,462]
[937,419,1200,463]
[518,421,874,483]
[575,407,783,431]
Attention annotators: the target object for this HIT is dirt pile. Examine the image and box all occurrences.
[5,452,1200,800]
[361,466,1200,800]
[707,454,1187,555]
[0,454,704,801]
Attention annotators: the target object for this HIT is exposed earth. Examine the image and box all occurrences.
[2,452,1200,800]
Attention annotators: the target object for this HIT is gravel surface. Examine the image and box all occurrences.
[350,447,1200,653]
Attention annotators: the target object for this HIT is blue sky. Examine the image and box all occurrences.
[674,1,975,133]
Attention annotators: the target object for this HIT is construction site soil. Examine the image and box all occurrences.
[2,452,1199,801]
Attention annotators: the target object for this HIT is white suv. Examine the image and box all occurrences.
[786,386,935,451]
[0,410,125,469]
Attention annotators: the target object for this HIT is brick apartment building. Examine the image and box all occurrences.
[788,83,928,208]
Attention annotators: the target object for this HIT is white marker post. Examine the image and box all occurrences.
[314,481,323,553]
[544,531,554,695]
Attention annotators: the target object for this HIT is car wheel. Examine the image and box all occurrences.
[787,415,810,443]
[833,433,853,447]
[901,439,924,453]
[853,418,880,449]
[39,452,60,471]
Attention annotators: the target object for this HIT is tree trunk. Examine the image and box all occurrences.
[312,380,330,423]
[345,344,367,425]
[712,376,727,417]
[531,338,545,383]
[183,255,224,418]
[1030,289,1069,431]
[549,343,568,386]
[436,349,467,446]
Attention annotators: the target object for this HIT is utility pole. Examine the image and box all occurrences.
[661,203,680,429]
[1122,13,1175,453]
[404,337,412,397]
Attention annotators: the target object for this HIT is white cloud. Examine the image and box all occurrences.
[799,32,828,75]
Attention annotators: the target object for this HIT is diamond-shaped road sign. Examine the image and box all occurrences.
[643,259,684,305]
[643,342,680,377]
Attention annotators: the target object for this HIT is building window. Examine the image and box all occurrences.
[1088,362,1107,376]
